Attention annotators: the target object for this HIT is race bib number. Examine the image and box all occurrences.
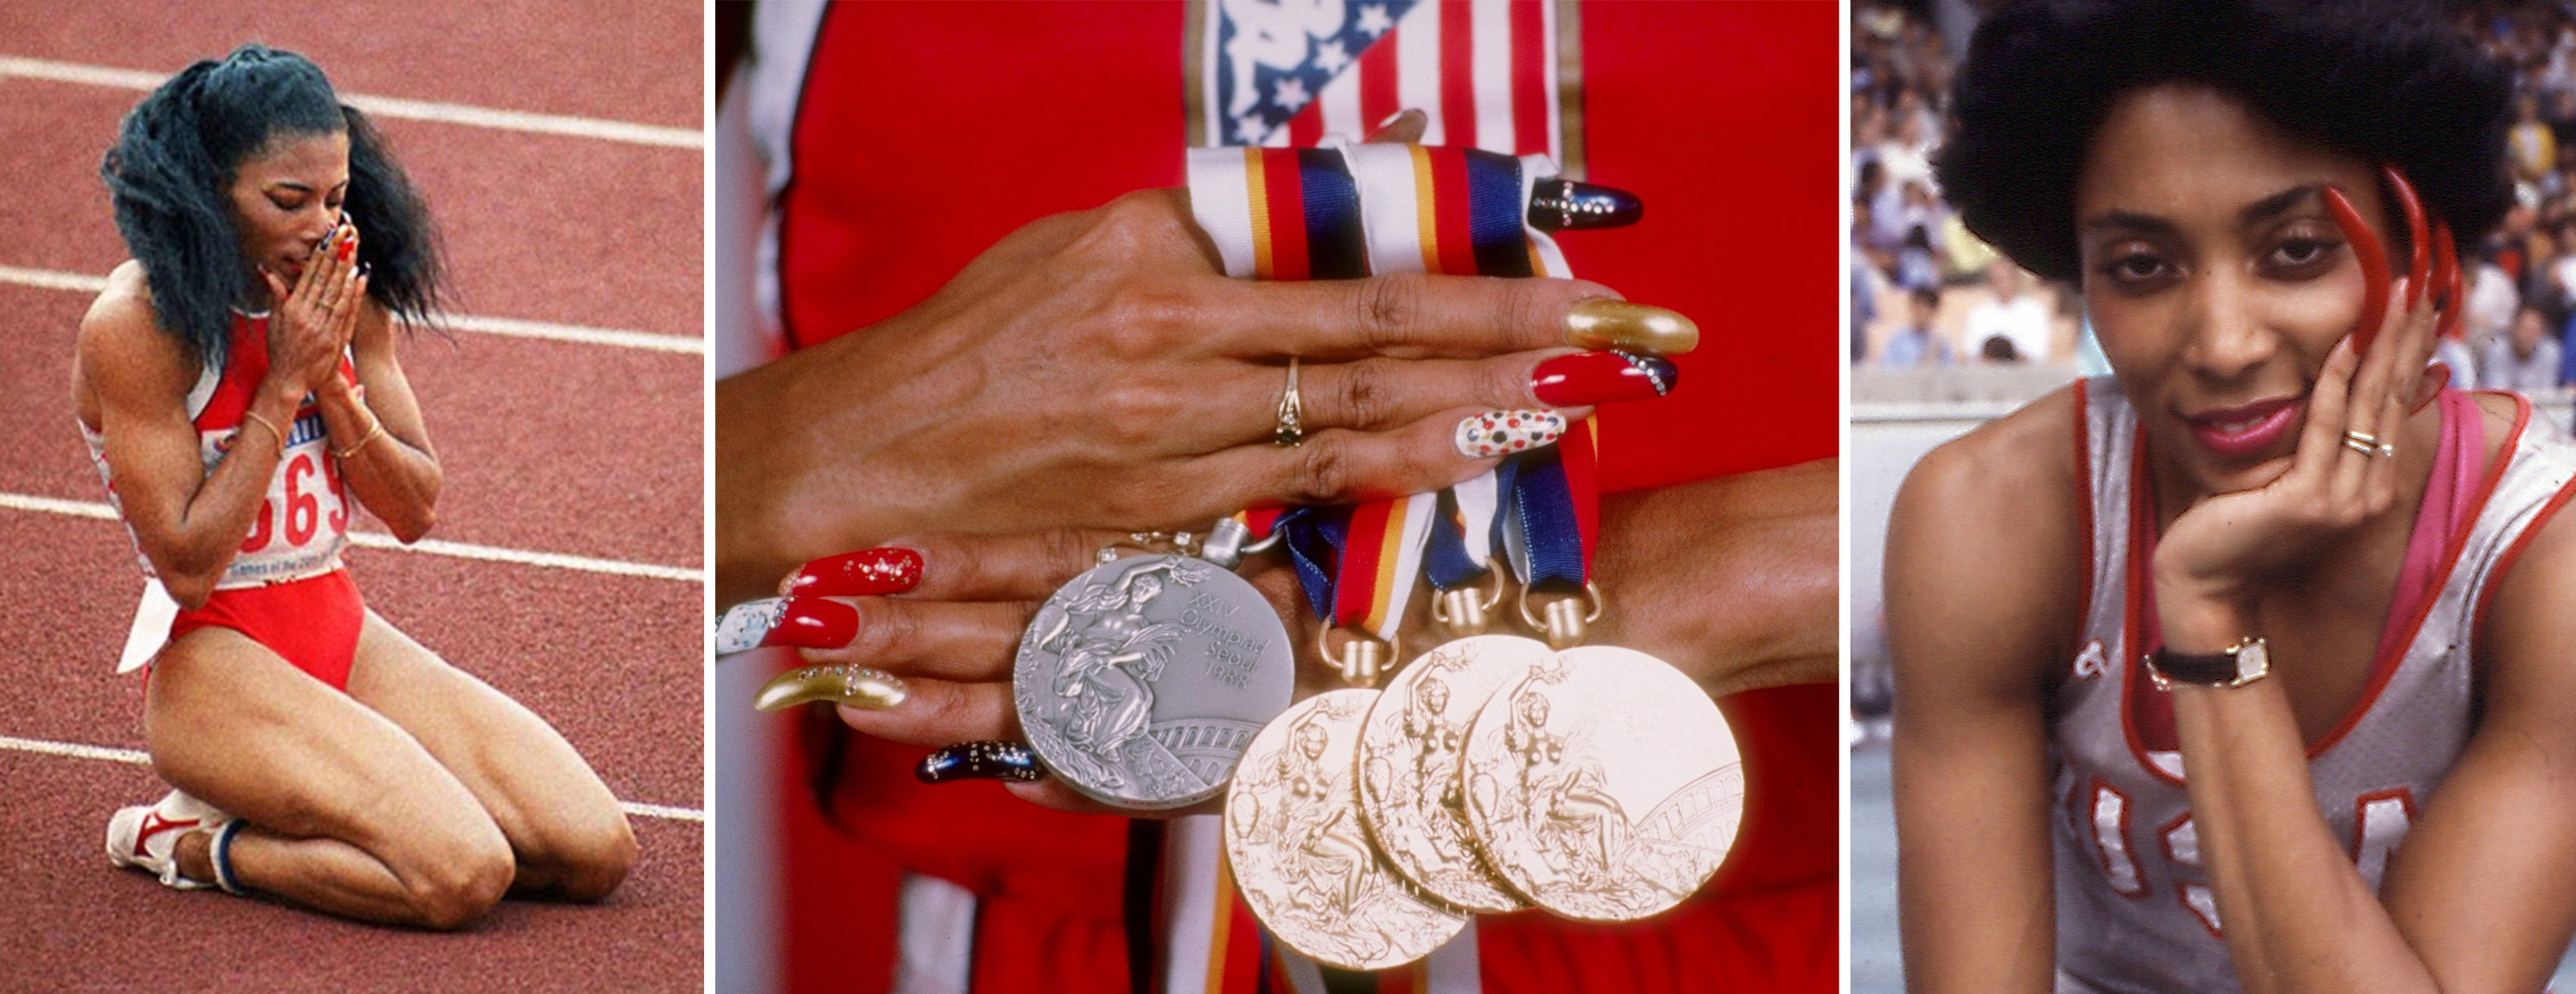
[204,407,349,585]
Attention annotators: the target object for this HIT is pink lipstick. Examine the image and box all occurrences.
[2185,397,2300,460]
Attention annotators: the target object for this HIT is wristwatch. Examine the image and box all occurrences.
[2147,636,2269,690]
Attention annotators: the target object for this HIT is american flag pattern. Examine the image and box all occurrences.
[1193,0,1577,173]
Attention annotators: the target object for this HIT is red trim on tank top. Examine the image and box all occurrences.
[2307,392,2519,755]
[2347,786,2416,863]
[2470,393,2575,645]
[2116,392,2519,783]
[2071,379,2096,663]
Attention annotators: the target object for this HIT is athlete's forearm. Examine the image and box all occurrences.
[316,378,440,542]
[2165,598,2443,994]
[148,384,311,605]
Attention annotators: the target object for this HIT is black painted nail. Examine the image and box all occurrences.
[1528,179,1643,232]
[916,741,1046,784]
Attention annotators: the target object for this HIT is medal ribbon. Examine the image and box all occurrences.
[1180,135,1585,994]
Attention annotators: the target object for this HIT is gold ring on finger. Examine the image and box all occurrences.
[1273,357,1305,447]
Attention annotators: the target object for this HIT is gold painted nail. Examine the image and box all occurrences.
[1564,300,1698,355]
[753,664,908,712]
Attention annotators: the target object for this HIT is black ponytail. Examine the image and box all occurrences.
[100,45,447,364]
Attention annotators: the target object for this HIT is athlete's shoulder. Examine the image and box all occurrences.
[1897,383,2088,549]
[77,262,195,396]
[1886,384,2092,673]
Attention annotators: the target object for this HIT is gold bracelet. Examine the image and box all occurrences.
[239,410,285,449]
[333,418,386,460]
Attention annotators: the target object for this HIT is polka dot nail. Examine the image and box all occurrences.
[1453,409,1568,458]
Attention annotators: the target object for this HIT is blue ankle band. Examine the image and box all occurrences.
[210,821,247,896]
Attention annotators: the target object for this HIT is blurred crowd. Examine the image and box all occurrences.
[1848,0,2576,394]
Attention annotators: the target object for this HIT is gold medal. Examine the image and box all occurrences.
[1459,645,1743,922]
[1224,689,1465,970]
[1355,633,1546,913]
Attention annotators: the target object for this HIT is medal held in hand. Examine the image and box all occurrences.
[1013,554,1294,810]
[1224,689,1467,971]
[1357,627,1546,912]
[1460,645,1743,922]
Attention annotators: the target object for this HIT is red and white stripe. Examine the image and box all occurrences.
[1276,0,1559,160]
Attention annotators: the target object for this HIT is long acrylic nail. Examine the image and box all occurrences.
[2382,165,2428,310]
[1564,300,1698,355]
[916,741,1046,783]
[754,664,907,712]
[1528,179,1643,232]
[714,597,788,653]
[782,547,923,598]
[767,597,858,649]
[2432,217,2462,340]
[1532,350,1677,406]
[2321,185,2390,356]
[1454,409,1568,458]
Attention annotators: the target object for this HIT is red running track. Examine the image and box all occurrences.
[0,3,702,991]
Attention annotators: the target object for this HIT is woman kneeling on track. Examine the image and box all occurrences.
[76,45,634,928]
[1891,2,2576,992]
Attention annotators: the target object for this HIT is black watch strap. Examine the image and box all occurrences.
[2150,647,2240,685]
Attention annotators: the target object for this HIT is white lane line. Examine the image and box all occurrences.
[0,56,702,149]
[0,492,702,584]
[0,734,704,823]
[0,265,702,355]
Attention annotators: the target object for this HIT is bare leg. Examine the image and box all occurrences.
[342,611,636,900]
[143,627,515,928]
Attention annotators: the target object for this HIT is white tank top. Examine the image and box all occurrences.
[2050,378,2576,994]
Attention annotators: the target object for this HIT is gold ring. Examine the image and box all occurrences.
[2343,429,2393,458]
[1273,357,1305,447]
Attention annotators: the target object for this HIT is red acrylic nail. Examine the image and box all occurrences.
[2322,185,2390,357]
[762,597,859,649]
[1531,351,1678,406]
[2432,217,2463,341]
[783,547,924,597]
[2381,164,2428,310]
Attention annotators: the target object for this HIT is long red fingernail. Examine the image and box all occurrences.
[339,239,355,262]
[2381,165,2428,310]
[2322,185,2389,356]
[1531,350,1678,405]
[783,548,923,597]
[2433,217,2463,340]
[762,597,858,649]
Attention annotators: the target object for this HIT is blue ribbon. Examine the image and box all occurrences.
[1510,446,1587,588]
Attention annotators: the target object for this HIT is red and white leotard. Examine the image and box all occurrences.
[84,310,367,688]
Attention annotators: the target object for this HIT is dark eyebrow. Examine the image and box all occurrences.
[2080,209,2178,238]
[2079,185,2325,238]
[2238,185,2320,227]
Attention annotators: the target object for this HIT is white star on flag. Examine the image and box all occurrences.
[1236,115,1271,144]
[1315,39,1350,73]
[1356,3,1392,37]
[1272,76,1309,112]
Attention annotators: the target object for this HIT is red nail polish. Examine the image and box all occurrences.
[762,597,859,649]
[339,239,355,262]
[783,548,923,597]
[1531,351,1679,406]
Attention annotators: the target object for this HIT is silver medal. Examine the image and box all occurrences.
[1013,554,1295,809]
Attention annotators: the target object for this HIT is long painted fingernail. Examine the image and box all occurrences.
[2382,164,2428,310]
[916,741,1046,783]
[2322,185,2389,356]
[754,664,907,712]
[1564,300,1697,355]
[1528,179,1643,231]
[713,597,787,653]
[712,596,858,653]
[1455,409,1567,458]
[339,239,355,262]
[1531,350,1677,406]
[782,548,923,597]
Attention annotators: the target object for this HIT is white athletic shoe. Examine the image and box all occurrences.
[106,790,232,891]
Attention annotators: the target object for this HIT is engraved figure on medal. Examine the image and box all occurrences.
[1461,646,1744,922]
[1225,689,1465,971]
[1356,633,1546,912]
[1015,555,1293,809]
